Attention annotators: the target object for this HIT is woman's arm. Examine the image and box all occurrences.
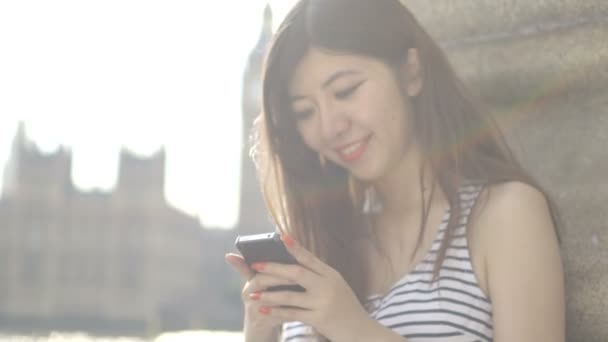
[474,181,566,342]
[345,320,410,342]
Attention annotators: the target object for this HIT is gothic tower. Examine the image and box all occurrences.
[2,122,72,201]
[115,147,166,206]
[238,4,273,234]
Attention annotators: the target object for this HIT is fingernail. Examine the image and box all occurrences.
[281,234,296,247]
[249,292,261,301]
[259,306,272,315]
[251,262,265,271]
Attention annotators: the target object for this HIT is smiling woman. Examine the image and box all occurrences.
[288,49,419,182]
[225,0,565,341]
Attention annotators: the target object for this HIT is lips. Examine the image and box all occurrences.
[334,135,372,163]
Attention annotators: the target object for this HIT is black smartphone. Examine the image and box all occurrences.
[235,232,305,292]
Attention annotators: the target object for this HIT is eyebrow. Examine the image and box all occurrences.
[290,69,361,102]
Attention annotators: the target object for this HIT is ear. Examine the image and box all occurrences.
[401,48,423,97]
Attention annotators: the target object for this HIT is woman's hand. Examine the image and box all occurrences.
[225,252,298,341]
[247,234,373,342]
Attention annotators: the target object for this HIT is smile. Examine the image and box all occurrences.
[334,135,372,163]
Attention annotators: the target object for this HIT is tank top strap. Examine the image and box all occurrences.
[454,180,485,231]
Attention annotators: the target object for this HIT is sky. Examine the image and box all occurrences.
[0,0,297,229]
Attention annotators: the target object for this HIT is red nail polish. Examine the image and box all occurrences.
[249,292,261,301]
[281,234,296,247]
[251,262,265,271]
[259,306,272,315]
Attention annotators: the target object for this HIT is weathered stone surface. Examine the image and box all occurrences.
[404,1,608,104]
[449,23,607,104]
[407,0,608,42]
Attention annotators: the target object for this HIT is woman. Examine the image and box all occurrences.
[225,0,565,341]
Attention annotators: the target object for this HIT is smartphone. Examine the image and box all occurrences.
[235,232,305,292]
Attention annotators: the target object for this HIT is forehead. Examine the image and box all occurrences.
[288,47,383,94]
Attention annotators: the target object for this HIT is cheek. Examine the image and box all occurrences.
[390,110,409,141]
[296,122,321,152]
[360,87,402,127]
[378,103,410,147]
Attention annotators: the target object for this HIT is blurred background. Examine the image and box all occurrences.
[0,1,293,340]
[0,0,606,341]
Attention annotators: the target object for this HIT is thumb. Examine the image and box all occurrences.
[225,253,255,280]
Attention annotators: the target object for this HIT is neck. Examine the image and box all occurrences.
[372,145,445,223]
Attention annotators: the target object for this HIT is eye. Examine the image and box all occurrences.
[335,80,365,100]
[292,108,314,121]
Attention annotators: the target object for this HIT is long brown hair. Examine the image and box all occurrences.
[251,0,560,339]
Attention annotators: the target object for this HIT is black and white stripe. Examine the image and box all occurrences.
[281,183,493,342]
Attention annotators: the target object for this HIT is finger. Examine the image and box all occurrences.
[245,304,285,327]
[244,273,299,297]
[253,290,311,310]
[225,253,254,280]
[258,305,312,325]
[251,262,315,290]
[280,234,331,276]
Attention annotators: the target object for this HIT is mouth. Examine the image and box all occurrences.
[333,135,372,163]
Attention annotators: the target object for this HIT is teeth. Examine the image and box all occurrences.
[341,142,364,155]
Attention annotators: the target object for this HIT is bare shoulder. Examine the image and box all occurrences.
[482,180,552,214]
[470,180,557,246]
[466,181,559,291]
[469,181,559,265]
[469,181,565,341]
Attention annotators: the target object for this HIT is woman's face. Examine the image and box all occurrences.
[288,47,416,182]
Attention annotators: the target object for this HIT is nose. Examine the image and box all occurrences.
[318,102,350,142]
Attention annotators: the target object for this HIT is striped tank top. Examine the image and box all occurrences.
[281,183,493,342]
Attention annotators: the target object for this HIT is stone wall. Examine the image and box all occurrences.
[405,1,607,341]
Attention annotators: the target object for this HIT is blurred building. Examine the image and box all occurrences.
[0,4,276,336]
[0,123,206,334]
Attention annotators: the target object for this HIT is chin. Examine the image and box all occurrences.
[348,167,383,183]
